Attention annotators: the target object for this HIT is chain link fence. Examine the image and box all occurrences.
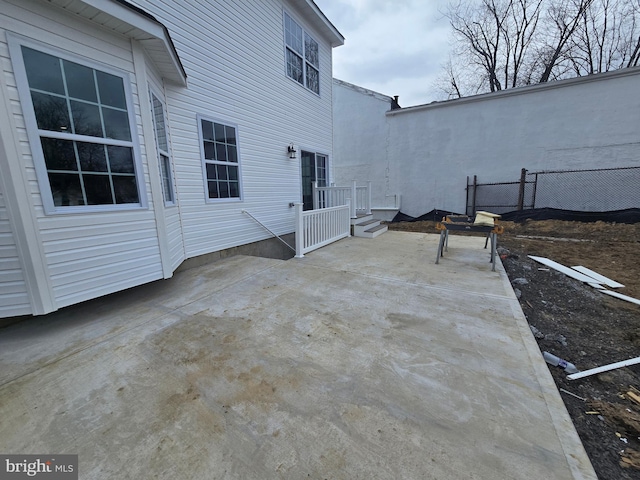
[466,166,640,216]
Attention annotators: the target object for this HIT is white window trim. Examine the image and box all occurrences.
[283,10,320,96]
[149,87,175,206]
[7,33,147,215]
[196,114,243,203]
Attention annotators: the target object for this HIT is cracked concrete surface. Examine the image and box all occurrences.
[0,231,596,479]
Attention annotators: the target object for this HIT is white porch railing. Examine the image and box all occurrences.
[313,180,371,218]
[295,201,351,258]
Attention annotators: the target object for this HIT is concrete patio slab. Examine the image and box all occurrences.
[0,231,596,479]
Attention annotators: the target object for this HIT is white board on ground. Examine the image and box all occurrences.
[571,266,624,288]
[600,290,640,306]
[568,356,640,380]
[527,256,603,285]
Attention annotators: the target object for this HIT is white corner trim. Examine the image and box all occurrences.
[0,59,56,315]
[132,41,173,279]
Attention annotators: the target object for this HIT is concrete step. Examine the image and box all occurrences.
[355,225,389,238]
[353,218,380,236]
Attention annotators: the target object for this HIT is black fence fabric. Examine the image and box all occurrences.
[500,207,640,224]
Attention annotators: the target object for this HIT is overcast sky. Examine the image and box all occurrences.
[314,0,452,107]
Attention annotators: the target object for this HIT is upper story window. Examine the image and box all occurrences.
[284,12,320,94]
[10,39,143,213]
[150,91,174,205]
[198,116,242,201]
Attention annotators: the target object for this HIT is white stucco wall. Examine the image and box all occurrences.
[332,79,402,213]
[333,69,640,218]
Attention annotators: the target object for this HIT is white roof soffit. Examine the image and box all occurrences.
[44,0,187,86]
[291,0,344,47]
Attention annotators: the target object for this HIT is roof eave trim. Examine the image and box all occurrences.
[78,0,187,86]
[306,0,345,47]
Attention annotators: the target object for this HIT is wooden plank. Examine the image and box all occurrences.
[600,290,640,306]
[627,391,640,406]
[568,356,640,380]
[571,266,624,288]
[527,256,602,284]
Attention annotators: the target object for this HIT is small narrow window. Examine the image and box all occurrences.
[198,117,241,201]
[150,91,174,204]
[284,12,320,94]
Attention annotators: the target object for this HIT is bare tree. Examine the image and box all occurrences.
[438,0,640,98]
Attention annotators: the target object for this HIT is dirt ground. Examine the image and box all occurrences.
[388,219,640,480]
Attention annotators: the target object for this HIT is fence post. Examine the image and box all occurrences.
[517,168,527,211]
[346,199,352,237]
[351,180,357,218]
[295,202,304,258]
[366,181,372,214]
[466,176,470,216]
[312,181,318,210]
[472,175,477,216]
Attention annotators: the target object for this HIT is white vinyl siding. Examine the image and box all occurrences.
[1,0,164,310]
[0,0,337,316]
[126,0,335,259]
[145,62,185,270]
[0,189,31,317]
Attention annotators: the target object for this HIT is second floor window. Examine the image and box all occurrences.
[284,12,319,94]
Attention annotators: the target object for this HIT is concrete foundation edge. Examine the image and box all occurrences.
[176,233,296,273]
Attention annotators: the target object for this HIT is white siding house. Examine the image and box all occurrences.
[0,0,343,317]
[332,70,640,217]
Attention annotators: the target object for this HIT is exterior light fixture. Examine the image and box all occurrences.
[287,143,297,159]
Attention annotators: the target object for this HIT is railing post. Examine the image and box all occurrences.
[351,180,357,218]
[312,181,318,210]
[346,199,352,236]
[295,202,304,258]
[366,181,372,215]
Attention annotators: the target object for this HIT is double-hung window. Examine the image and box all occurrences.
[150,91,174,204]
[198,117,241,201]
[10,40,142,212]
[284,12,320,94]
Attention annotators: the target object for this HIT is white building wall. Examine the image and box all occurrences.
[129,0,336,259]
[0,0,164,310]
[332,79,397,211]
[333,69,640,217]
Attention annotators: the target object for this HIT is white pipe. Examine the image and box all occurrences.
[567,356,640,380]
